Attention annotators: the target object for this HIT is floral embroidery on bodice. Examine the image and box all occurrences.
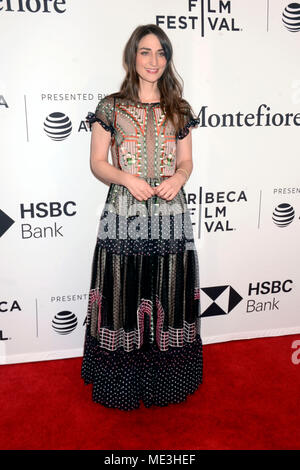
[86,95,198,179]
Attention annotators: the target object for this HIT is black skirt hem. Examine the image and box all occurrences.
[81,333,203,411]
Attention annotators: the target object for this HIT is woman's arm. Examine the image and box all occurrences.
[173,131,193,185]
[90,122,131,186]
[89,122,155,201]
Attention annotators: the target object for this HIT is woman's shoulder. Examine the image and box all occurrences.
[176,98,200,140]
[179,98,196,118]
[96,93,118,109]
[86,93,118,132]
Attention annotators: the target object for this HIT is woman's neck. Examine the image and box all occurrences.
[138,80,160,103]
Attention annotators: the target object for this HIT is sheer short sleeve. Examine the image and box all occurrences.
[176,105,200,140]
[86,96,115,135]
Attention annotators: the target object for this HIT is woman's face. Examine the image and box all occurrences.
[135,33,167,85]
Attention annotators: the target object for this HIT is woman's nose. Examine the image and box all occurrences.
[149,53,158,66]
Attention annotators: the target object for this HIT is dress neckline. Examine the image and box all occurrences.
[125,98,161,107]
[115,97,161,108]
[136,101,160,106]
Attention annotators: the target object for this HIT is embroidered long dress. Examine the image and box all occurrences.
[81,95,203,411]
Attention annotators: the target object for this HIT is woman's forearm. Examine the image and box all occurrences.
[91,159,193,187]
[176,160,193,177]
[91,160,131,187]
[174,161,193,184]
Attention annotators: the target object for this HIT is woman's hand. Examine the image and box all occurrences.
[154,172,186,201]
[124,174,156,201]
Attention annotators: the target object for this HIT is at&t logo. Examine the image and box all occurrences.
[282,3,300,32]
[52,311,78,335]
[44,112,72,141]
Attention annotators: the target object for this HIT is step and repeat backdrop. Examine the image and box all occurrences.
[1,0,300,364]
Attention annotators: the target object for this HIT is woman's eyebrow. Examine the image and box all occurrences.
[138,46,164,51]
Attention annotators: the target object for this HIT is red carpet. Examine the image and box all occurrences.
[1,334,300,450]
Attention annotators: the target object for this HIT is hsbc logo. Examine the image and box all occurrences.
[0,209,15,237]
[201,285,242,317]
[0,201,77,239]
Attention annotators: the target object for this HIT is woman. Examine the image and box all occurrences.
[81,24,202,411]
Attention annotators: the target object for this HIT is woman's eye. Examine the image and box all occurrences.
[140,51,165,57]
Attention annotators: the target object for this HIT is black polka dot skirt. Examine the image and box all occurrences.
[81,177,203,411]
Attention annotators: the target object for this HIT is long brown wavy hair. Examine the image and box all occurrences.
[110,24,194,133]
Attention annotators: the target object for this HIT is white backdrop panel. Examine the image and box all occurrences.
[1,0,299,364]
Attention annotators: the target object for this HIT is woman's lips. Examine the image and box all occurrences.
[146,68,159,74]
